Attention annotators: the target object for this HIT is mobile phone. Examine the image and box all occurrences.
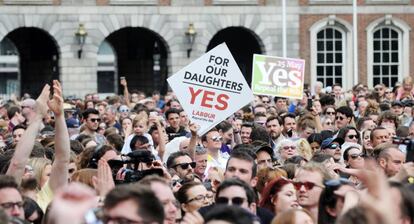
[120,76,125,80]
[149,111,158,117]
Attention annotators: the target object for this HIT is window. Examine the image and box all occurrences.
[0,38,19,97]
[97,41,117,94]
[366,16,410,88]
[315,28,344,87]
[372,27,399,87]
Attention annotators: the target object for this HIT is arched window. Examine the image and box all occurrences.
[366,16,410,88]
[316,27,344,87]
[372,27,399,87]
[310,17,353,90]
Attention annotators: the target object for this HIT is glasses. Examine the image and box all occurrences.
[326,111,335,115]
[262,100,270,103]
[327,144,340,150]
[186,194,212,203]
[282,145,296,150]
[0,201,23,210]
[216,197,246,206]
[173,162,196,170]
[89,118,101,123]
[385,91,392,94]
[346,134,358,139]
[293,181,324,191]
[120,109,130,113]
[335,116,345,121]
[349,153,365,159]
[326,122,333,125]
[210,136,223,142]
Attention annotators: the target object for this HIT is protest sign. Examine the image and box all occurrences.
[167,43,254,136]
[252,54,305,99]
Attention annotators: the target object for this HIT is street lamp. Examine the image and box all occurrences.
[75,23,87,59]
[185,23,197,58]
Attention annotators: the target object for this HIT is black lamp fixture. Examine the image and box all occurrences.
[185,23,197,58]
[75,23,87,59]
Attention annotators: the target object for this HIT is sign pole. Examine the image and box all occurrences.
[282,0,287,58]
[353,0,358,86]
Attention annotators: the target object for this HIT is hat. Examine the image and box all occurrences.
[321,137,344,150]
[391,100,403,107]
[66,118,80,128]
[402,99,414,107]
[254,145,274,157]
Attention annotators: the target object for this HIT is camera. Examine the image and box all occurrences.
[107,150,163,184]
[392,137,414,162]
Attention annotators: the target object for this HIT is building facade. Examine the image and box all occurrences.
[0,0,412,98]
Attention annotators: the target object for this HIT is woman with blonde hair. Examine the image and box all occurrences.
[396,76,414,100]
[272,208,314,224]
[28,157,52,189]
[295,138,313,161]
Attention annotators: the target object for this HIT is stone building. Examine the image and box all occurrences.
[0,0,412,98]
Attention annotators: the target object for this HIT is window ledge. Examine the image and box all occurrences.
[3,0,53,4]
[109,0,158,5]
[309,0,352,5]
[365,0,409,5]
[212,0,258,5]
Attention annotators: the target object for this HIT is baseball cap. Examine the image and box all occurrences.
[66,118,80,128]
[320,137,344,149]
[391,100,403,107]
[254,145,274,158]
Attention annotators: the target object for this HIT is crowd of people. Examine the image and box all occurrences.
[0,76,414,224]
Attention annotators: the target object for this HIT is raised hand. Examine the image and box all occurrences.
[47,80,64,117]
[93,159,115,197]
[34,84,51,120]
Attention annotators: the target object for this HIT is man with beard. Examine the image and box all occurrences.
[265,116,285,151]
[166,151,196,181]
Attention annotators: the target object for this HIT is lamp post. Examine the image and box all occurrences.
[75,24,87,59]
[185,23,197,58]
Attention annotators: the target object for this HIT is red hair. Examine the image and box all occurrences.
[258,177,291,214]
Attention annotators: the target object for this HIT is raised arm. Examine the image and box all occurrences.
[48,80,70,192]
[6,85,50,184]
[187,123,199,160]
[120,78,131,108]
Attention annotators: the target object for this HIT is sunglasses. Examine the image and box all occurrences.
[327,144,340,150]
[326,111,335,115]
[350,153,365,159]
[216,197,246,206]
[119,109,129,113]
[326,122,334,125]
[262,100,270,103]
[335,116,345,121]
[293,181,324,191]
[171,179,184,187]
[211,136,223,142]
[346,134,358,139]
[89,118,101,123]
[375,88,383,91]
[385,91,392,94]
[173,162,196,170]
